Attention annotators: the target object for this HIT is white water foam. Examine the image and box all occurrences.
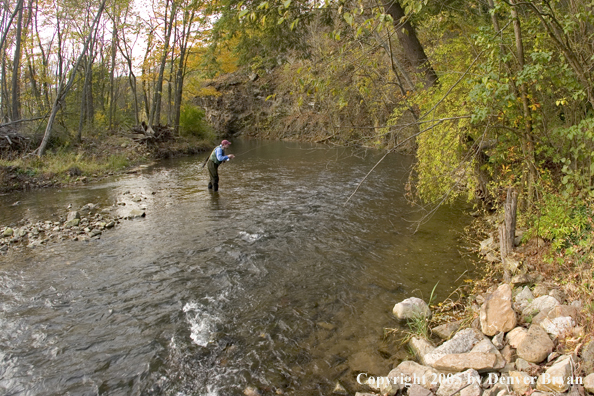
[182,301,220,347]
[238,231,264,244]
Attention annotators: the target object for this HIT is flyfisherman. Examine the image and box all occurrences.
[206,140,235,191]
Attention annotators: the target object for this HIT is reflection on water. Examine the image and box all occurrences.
[0,140,474,395]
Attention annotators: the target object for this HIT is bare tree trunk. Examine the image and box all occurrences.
[117,38,140,125]
[383,0,438,88]
[0,0,23,121]
[140,30,154,123]
[1,57,7,122]
[26,47,42,112]
[149,0,176,127]
[509,0,537,207]
[77,60,88,142]
[499,188,518,282]
[173,8,196,134]
[77,27,98,142]
[108,15,118,129]
[10,0,24,121]
[33,5,51,113]
[167,52,175,125]
[37,0,107,156]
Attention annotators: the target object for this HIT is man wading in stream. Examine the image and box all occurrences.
[206,140,235,191]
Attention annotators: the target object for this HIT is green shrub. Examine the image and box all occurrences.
[527,193,592,251]
[179,105,213,139]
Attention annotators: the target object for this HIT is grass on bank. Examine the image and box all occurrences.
[0,150,131,180]
[0,129,215,186]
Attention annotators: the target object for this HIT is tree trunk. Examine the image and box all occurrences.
[383,0,438,88]
[10,0,24,121]
[77,61,88,142]
[500,188,518,282]
[34,8,51,113]
[167,53,175,125]
[149,0,176,127]
[509,0,537,207]
[108,15,118,129]
[118,38,140,125]
[1,58,7,122]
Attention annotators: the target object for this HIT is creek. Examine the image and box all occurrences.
[0,140,474,395]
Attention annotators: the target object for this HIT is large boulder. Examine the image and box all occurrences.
[424,328,484,367]
[393,297,431,321]
[516,325,554,363]
[480,284,517,336]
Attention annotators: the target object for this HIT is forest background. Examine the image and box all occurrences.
[1,0,594,313]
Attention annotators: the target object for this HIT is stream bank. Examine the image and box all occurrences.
[347,212,594,396]
[0,131,213,194]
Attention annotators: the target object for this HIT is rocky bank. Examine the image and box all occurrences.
[346,276,592,396]
[0,193,149,255]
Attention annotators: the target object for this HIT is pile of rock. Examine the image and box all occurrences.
[1,203,146,254]
[354,284,593,396]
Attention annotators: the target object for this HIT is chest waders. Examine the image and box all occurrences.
[207,146,223,191]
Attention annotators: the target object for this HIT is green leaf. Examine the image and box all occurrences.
[343,12,353,26]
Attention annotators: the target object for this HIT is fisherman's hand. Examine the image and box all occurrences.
[228,154,235,160]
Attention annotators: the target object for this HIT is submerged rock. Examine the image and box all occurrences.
[126,209,146,219]
[409,337,435,366]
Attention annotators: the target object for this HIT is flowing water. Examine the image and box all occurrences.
[0,140,475,396]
